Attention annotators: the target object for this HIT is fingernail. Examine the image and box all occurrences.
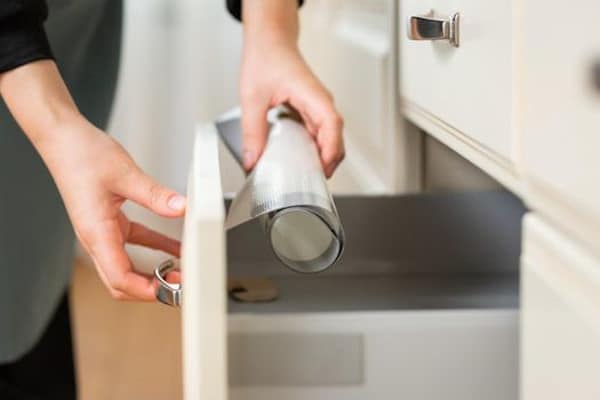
[243,150,255,170]
[167,194,186,211]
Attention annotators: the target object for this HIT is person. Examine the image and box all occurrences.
[0,0,344,398]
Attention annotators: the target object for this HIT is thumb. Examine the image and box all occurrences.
[119,168,186,217]
[241,99,270,171]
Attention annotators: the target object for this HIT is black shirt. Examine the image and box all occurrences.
[0,1,304,74]
[0,0,52,72]
[226,0,304,22]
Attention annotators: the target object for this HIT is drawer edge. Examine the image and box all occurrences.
[524,178,600,260]
[228,309,519,333]
[402,99,521,196]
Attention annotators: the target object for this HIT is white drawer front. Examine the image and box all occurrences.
[522,215,600,400]
[399,0,514,162]
[520,0,600,251]
[181,125,227,400]
[230,311,517,400]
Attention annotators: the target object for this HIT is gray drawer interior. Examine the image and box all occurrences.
[226,191,526,313]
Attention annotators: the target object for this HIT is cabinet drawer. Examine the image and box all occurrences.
[521,214,600,400]
[224,192,525,400]
[180,125,526,400]
[398,0,516,187]
[519,0,600,254]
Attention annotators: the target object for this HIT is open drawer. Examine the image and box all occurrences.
[179,126,526,400]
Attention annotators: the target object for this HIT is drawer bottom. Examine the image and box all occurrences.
[229,274,518,314]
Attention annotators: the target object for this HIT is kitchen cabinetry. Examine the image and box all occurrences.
[171,0,600,398]
[519,0,600,256]
[396,0,600,398]
[299,0,420,193]
[178,124,525,400]
[521,214,600,400]
[398,0,519,193]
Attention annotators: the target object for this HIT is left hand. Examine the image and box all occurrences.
[239,1,345,178]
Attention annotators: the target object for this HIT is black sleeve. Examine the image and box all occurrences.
[226,0,304,22]
[0,0,53,73]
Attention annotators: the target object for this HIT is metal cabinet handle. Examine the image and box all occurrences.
[407,11,460,47]
[155,259,182,307]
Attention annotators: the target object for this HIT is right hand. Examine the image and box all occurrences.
[40,116,185,301]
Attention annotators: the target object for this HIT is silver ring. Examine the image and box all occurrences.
[155,259,182,307]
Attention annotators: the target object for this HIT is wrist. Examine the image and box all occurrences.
[33,115,94,183]
[32,104,85,145]
[243,0,299,50]
[0,60,84,150]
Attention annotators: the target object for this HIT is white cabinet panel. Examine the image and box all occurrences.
[399,0,518,192]
[300,0,418,193]
[520,0,600,253]
[399,0,514,159]
[229,311,517,400]
[521,214,600,400]
[181,125,228,400]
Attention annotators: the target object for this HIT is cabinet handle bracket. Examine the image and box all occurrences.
[408,11,460,47]
[155,259,182,307]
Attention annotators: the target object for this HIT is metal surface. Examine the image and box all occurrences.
[155,259,182,306]
[265,207,343,273]
[408,11,460,47]
[218,108,345,274]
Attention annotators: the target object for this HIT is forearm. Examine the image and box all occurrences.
[242,0,299,49]
[0,60,84,153]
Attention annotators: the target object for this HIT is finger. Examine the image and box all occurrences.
[286,85,345,177]
[322,134,345,178]
[88,250,128,300]
[241,97,270,171]
[117,168,186,218]
[107,289,135,302]
[316,111,345,178]
[127,222,181,257]
[88,220,156,301]
[324,153,345,179]
[299,109,318,136]
[165,270,181,284]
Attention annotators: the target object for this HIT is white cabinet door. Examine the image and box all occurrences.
[180,125,228,400]
[399,0,518,193]
[299,0,419,193]
[519,0,600,254]
[521,214,600,400]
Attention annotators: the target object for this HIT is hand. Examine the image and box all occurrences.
[1,62,184,302]
[240,0,345,178]
[42,117,185,301]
